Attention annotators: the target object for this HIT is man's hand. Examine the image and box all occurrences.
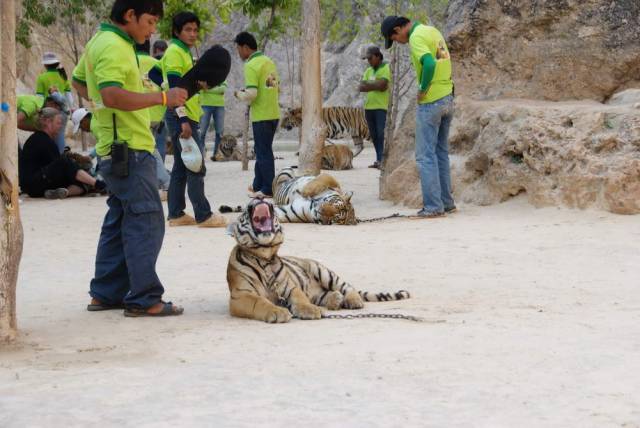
[166,88,188,108]
[180,121,192,139]
[48,86,59,95]
[417,90,427,102]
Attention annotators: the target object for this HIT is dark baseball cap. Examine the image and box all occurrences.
[381,16,400,49]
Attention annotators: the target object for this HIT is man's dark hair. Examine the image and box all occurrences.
[234,32,258,50]
[152,39,168,53]
[172,12,200,38]
[135,40,151,54]
[110,0,163,24]
[392,16,410,34]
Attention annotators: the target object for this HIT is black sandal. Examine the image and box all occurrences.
[124,301,184,317]
[87,301,125,311]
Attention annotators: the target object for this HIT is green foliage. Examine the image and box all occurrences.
[231,0,299,49]
[158,0,230,41]
[18,0,106,48]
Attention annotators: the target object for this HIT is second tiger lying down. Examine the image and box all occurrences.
[272,167,357,225]
[226,198,410,323]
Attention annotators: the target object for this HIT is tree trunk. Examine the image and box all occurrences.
[0,0,24,344]
[379,45,401,199]
[298,0,325,175]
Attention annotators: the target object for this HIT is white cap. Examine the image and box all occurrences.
[42,52,61,65]
[72,108,91,134]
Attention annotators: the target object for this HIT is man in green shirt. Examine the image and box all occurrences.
[73,0,188,317]
[234,31,280,197]
[199,81,227,161]
[17,94,65,133]
[381,15,456,218]
[36,52,73,152]
[156,11,226,228]
[359,46,391,169]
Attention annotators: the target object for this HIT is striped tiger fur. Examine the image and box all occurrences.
[321,142,353,170]
[280,107,369,157]
[272,167,356,225]
[212,135,256,162]
[226,198,410,323]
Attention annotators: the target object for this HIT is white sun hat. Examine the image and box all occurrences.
[42,52,61,65]
[180,137,203,173]
[71,108,91,134]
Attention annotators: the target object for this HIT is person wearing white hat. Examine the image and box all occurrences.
[36,52,74,152]
[72,107,92,134]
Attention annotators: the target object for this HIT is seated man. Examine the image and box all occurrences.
[19,108,105,199]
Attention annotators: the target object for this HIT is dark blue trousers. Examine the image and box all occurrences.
[365,109,387,163]
[165,110,212,223]
[252,119,279,195]
[90,151,165,309]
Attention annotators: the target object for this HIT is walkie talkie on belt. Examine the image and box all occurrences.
[110,113,129,177]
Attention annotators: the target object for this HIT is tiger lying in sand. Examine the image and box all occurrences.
[226,198,410,323]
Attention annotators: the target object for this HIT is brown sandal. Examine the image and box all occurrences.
[124,301,184,317]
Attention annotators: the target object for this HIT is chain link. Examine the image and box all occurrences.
[320,312,445,323]
[356,213,409,224]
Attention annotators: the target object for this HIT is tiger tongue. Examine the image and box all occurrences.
[252,203,273,232]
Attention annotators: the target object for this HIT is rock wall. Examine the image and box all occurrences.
[382,0,640,215]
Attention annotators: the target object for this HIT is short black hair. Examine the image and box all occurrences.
[110,0,163,24]
[152,39,168,52]
[234,32,257,50]
[135,40,151,54]
[392,17,410,34]
[172,12,200,38]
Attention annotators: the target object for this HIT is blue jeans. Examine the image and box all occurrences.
[199,106,225,156]
[90,151,165,309]
[415,95,455,213]
[164,110,212,222]
[252,119,278,195]
[54,112,67,153]
[365,109,387,163]
[153,121,168,161]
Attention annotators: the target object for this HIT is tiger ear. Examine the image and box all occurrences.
[344,191,353,203]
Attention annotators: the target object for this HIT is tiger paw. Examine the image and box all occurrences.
[264,307,292,323]
[291,302,322,320]
[342,291,364,309]
[325,291,344,310]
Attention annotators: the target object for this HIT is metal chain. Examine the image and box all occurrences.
[357,213,410,223]
[320,312,445,323]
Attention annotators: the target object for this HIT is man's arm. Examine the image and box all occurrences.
[417,53,436,101]
[359,79,388,92]
[72,80,90,101]
[100,86,187,111]
[17,111,38,132]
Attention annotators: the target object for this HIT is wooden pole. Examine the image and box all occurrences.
[0,0,24,344]
[298,0,325,175]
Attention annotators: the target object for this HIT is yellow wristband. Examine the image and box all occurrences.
[161,91,167,106]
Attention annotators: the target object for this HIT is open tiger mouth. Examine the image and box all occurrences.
[251,201,274,233]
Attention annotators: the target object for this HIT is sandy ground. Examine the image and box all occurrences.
[1,144,640,428]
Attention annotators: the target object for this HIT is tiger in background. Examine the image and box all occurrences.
[321,142,353,170]
[280,107,370,158]
[272,167,357,225]
[226,198,410,323]
[211,135,256,162]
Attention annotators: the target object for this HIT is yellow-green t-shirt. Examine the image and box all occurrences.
[362,62,391,111]
[36,70,71,97]
[78,23,154,156]
[17,95,44,128]
[244,52,280,122]
[137,53,166,124]
[200,81,227,107]
[160,38,202,122]
[409,23,453,104]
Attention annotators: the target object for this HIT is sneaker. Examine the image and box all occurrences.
[445,206,457,214]
[368,161,380,169]
[168,214,197,226]
[44,188,69,199]
[416,208,445,218]
[197,214,227,228]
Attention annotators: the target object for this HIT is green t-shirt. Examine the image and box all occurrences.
[362,62,391,111]
[409,23,453,104]
[36,70,71,97]
[160,38,202,122]
[200,81,227,107]
[78,23,154,156]
[137,53,166,124]
[244,52,280,122]
[17,95,44,128]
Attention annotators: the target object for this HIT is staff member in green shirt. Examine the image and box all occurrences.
[359,46,391,169]
[234,32,280,197]
[36,52,73,153]
[73,0,188,317]
[199,81,227,160]
[17,94,65,133]
[381,15,456,218]
[156,11,226,228]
